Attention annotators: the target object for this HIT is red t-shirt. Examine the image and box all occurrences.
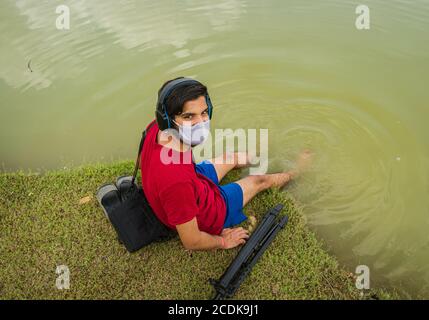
[140,120,226,235]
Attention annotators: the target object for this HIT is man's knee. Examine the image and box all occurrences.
[234,152,249,165]
[214,152,235,165]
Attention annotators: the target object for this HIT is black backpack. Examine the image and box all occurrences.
[96,121,176,252]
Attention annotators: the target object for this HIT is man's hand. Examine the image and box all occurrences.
[220,227,250,249]
[176,218,250,250]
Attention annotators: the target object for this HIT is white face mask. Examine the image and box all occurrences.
[173,119,210,146]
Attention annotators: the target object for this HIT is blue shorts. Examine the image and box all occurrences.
[195,160,247,228]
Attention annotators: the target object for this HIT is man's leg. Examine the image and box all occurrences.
[208,152,250,182]
[235,172,293,207]
[235,150,314,207]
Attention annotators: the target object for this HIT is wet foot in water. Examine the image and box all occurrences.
[290,149,314,179]
[263,149,314,190]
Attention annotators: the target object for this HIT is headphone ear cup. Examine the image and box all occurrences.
[159,103,166,120]
[155,105,169,130]
[206,95,213,119]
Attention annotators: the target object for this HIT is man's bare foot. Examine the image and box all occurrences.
[290,149,314,178]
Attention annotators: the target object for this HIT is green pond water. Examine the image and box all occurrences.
[1,0,428,298]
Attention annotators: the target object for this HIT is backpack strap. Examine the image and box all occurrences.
[131,120,157,185]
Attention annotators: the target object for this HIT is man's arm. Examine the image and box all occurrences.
[176,217,249,251]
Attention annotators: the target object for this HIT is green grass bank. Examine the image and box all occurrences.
[0,160,393,299]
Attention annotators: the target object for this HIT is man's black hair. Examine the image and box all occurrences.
[156,77,207,129]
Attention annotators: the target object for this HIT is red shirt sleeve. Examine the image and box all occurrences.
[158,181,199,226]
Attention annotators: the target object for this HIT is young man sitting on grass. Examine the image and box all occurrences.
[140,77,312,251]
